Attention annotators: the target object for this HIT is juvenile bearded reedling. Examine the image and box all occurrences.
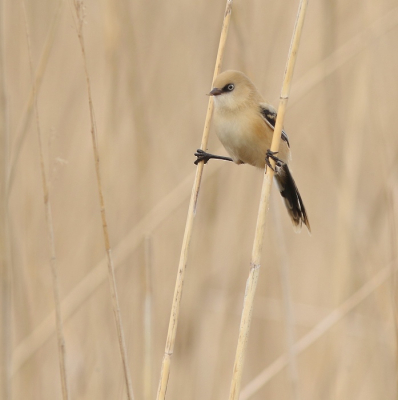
[195,70,310,232]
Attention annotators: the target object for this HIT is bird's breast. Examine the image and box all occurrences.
[213,109,288,168]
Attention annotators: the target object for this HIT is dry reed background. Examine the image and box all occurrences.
[1,0,398,399]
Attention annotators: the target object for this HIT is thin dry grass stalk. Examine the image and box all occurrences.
[383,174,398,392]
[0,1,11,398]
[228,2,308,399]
[22,3,70,399]
[72,1,134,399]
[240,264,393,399]
[387,190,398,393]
[156,2,233,399]
[377,98,398,390]
[9,0,64,192]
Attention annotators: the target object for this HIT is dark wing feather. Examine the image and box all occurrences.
[259,105,290,148]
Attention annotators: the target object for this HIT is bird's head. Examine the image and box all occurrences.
[208,70,260,112]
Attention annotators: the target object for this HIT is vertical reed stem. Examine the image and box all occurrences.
[22,3,70,399]
[0,0,11,398]
[156,2,233,399]
[228,2,308,399]
[9,0,64,192]
[72,1,134,398]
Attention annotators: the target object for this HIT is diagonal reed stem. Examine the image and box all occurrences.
[72,1,134,399]
[240,263,393,399]
[228,1,308,399]
[22,3,70,399]
[156,2,233,399]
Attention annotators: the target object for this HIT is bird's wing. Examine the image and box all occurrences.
[259,103,290,148]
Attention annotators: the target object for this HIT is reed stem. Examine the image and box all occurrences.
[22,3,70,399]
[156,2,233,399]
[72,1,134,398]
[228,2,308,399]
[240,264,392,399]
[0,0,11,398]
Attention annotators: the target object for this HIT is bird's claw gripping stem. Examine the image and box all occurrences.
[265,150,284,173]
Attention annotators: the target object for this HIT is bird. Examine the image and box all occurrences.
[194,70,310,232]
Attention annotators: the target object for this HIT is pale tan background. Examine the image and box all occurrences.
[1,0,398,399]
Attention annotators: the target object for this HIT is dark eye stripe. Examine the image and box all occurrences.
[222,83,235,92]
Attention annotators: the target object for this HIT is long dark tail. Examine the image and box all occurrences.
[275,164,311,232]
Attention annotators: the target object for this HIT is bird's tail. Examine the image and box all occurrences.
[275,164,311,232]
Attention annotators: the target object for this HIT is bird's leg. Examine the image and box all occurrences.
[265,150,284,173]
[194,149,233,165]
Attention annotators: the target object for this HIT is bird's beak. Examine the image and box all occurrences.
[208,87,223,96]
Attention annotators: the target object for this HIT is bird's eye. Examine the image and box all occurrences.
[227,84,235,91]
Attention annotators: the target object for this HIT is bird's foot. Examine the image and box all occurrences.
[194,149,234,165]
[194,149,212,165]
[265,150,284,173]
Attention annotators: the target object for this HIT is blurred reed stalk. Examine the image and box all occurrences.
[378,104,398,393]
[386,189,398,395]
[143,236,153,400]
[22,3,70,399]
[331,61,368,308]
[228,1,308,399]
[373,65,398,392]
[9,0,64,192]
[156,1,233,399]
[240,264,393,399]
[271,197,301,400]
[72,1,134,399]
[0,0,11,398]
[330,58,369,397]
